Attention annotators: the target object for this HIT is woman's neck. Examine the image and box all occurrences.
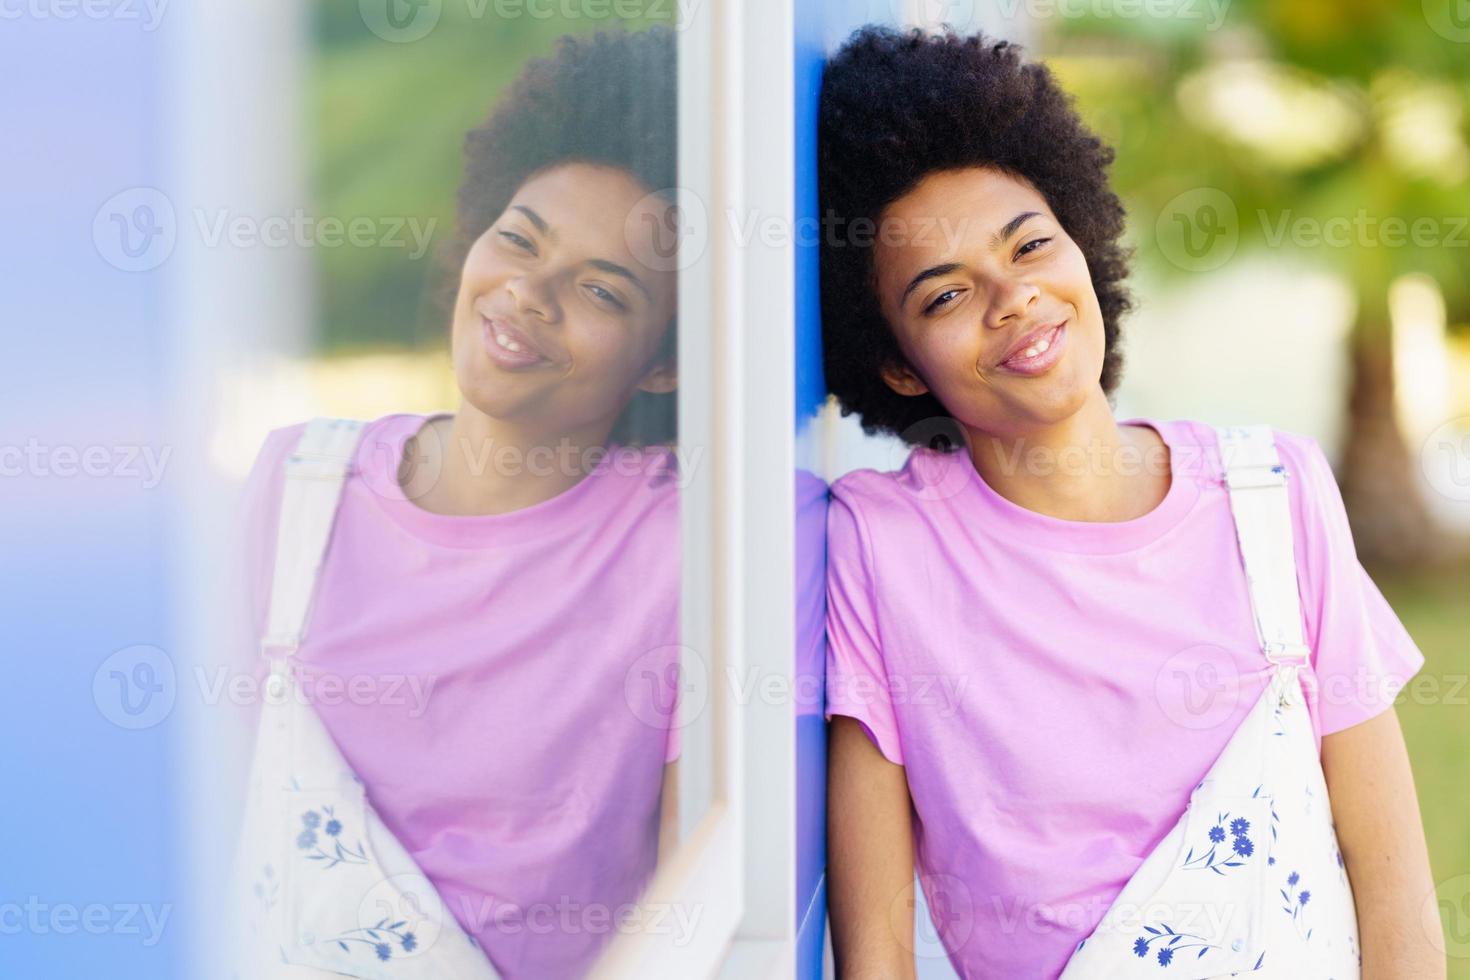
[962,394,1171,524]
[401,401,615,518]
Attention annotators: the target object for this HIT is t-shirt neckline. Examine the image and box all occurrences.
[950,417,1203,555]
[356,412,621,549]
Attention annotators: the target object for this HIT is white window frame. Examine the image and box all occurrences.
[592,0,797,976]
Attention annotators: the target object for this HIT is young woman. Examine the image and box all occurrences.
[229,29,683,979]
[818,27,1442,980]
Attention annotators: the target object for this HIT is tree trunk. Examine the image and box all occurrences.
[1335,323,1438,568]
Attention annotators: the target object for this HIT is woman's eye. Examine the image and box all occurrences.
[924,289,961,315]
[497,229,535,253]
[1017,237,1052,258]
[585,284,627,312]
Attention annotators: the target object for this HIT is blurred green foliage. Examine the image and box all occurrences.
[1052,0,1470,331]
[1376,560,1470,977]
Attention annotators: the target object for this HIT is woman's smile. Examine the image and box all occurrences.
[995,319,1067,376]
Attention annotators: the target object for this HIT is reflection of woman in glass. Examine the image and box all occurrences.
[819,27,1438,980]
[232,29,682,979]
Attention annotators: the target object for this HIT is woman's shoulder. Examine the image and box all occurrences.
[1156,417,1330,481]
[1164,418,1340,544]
[250,412,418,458]
[829,442,973,512]
[598,442,682,500]
[241,413,424,502]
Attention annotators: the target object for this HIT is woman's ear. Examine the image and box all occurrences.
[636,356,678,395]
[880,359,929,397]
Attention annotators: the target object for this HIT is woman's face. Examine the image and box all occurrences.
[871,166,1106,439]
[450,162,678,438]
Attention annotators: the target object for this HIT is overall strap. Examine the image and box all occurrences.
[1214,424,1311,668]
[260,418,368,655]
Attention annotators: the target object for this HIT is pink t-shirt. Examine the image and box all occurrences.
[237,412,680,979]
[824,417,1425,980]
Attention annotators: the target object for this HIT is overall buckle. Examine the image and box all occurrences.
[1263,641,1310,665]
[1223,463,1289,491]
[1265,643,1309,708]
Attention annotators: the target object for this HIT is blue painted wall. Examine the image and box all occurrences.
[0,10,183,980]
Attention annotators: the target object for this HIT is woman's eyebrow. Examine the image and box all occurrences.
[508,207,650,302]
[588,258,652,301]
[989,210,1042,249]
[899,262,963,307]
[510,205,549,235]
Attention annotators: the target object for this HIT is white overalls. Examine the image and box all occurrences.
[228,418,502,979]
[1059,425,1360,978]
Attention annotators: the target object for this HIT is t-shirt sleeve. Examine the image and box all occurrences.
[1288,433,1426,737]
[824,485,904,766]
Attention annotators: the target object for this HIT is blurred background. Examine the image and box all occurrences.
[1,0,1465,976]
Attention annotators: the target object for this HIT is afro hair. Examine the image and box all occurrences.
[818,25,1134,447]
[449,27,679,446]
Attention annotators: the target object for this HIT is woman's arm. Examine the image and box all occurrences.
[828,715,917,980]
[1321,705,1445,978]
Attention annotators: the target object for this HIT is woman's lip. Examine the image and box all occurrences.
[481,316,550,369]
[997,321,1067,376]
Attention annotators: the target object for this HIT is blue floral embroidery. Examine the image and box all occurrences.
[297,807,369,867]
[328,919,418,960]
[1331,824,1350,885]
[1281,871,1314,940]
[1130,924,1220,965]
[1252,784,1280,866]
[250,863,278,913]
[1183,811,1255,874]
